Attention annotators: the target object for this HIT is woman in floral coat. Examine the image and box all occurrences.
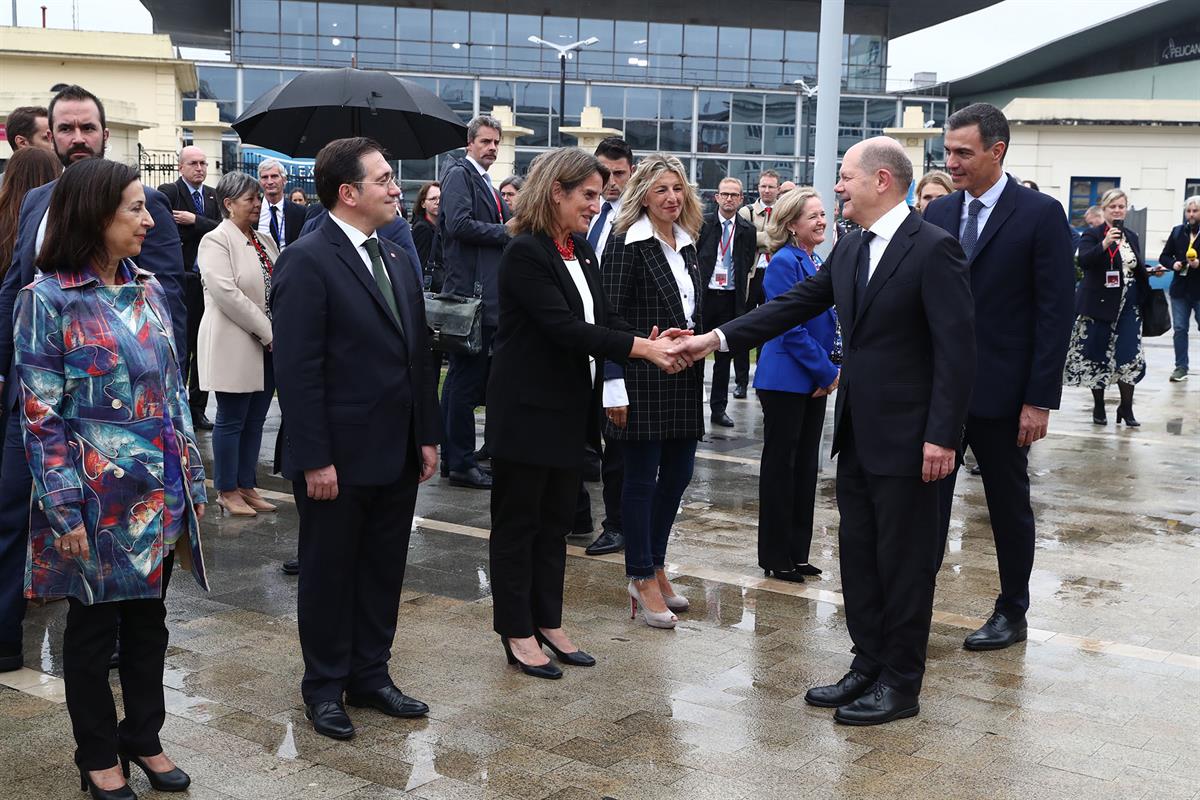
[15,159,207,799]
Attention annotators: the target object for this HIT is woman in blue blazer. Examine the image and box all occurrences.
[754,188,839,583]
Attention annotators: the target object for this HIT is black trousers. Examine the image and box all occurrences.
[490,458,579,637]
[757,389,827,571]
[703,289,750,411]
[837,423,940,697]
[937,414,1034,620]
[295,463,418,704]
[64,550,175,771]
[184,271,207,414]
[575,430,625,534]
[441,326,495,472]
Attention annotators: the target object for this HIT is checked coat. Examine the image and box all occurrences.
[601,221,704,442]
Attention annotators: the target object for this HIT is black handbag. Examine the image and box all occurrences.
[1140,288,1170,337]
[424,288,483,355]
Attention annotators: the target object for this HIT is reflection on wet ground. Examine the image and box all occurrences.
[1,338,1197,799]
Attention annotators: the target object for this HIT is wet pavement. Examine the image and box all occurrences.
[1,334,1198,800]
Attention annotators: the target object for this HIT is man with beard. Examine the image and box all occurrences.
[0,84,185,674]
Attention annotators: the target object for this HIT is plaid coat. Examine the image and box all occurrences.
[601,223,704,441]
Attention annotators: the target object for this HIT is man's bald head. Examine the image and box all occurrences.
[178,145,208,186]
[835,137,914,227]
[855,137,913,200]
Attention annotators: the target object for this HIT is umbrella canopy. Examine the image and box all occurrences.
[232,68,468,159]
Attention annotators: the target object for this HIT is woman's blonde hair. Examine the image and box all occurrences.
[765,187,821,254]
[506,147,609,237]
[915,170,953,200]
[611,153,703,241]
[1099,188,1128,209]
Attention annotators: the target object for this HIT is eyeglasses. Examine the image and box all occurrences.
[716,192,743,199]
[353,175,398,189]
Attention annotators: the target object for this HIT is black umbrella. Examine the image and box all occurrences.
[232,68,467,159]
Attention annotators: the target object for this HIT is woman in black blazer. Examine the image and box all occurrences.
[410,181,442,291]
[1064,188,1159,426]
[602,154,706,630]
[486,148,682,678]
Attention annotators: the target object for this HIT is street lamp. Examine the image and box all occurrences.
[529,35,600,145]
[793,79,818,184]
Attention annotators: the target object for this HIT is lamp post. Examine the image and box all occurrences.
[793,79,818,185]
[528,35,600,145]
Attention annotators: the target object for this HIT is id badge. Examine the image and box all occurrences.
[1105,270,1120,289]
[715,265,728,287]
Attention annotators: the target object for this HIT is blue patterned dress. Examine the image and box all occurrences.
[14,260,208,605]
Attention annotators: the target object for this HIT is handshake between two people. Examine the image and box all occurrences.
[631,328,723,375]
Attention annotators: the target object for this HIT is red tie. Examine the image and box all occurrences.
[493,188,504,220]
[764,206,772,220]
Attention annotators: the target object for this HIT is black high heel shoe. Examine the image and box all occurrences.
[763,568,805,583]
[78,767,136,800]
[794,563,823,576]
[118,748,190,792]
[1115,405,1140,427]
[501,637,562,679]
[534,630,596,667]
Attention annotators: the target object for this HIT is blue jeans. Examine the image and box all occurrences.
[621,439,697,579]
[1171,294,1200,371]
[212,353,275,492]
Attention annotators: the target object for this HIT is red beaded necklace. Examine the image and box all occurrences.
[555,237,576,260]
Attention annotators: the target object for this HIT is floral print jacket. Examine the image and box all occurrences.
[14,261,208,605]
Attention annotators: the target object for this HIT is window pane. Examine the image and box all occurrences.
[764,95,795,124]
[396,41,431,69]
[317,2,354,36]
[751,28,783,55]
[431,42,469,71]
[242,69,282,103]
[238,33,280,61]
[840,98,865,129]
[625,88,658,119]
[471,11,505,46]
[197,66,237,100]
[471,43,507,73]
[785,30,817,62]
[432,9,468,43]
[395,7,430,40]
[730,124,763,155]
[319,35,354,64]
[240,0,278,32]
[660,89,693,121]
[718,26,749,60]
[649,22,681,54]
[720,60,750,85]
[866,99,898,129]
[660,121,692,152]
[624,120,657,150]
[698,123,729,154]
[507,46,541,73]
[784,59,817,84]
[731,93,764,124]
[578,49,613,78]
[580,18,614,48]
[400,156,435,183]
[507,14,539,46]
[763,123,794,156]
[480,80,514,109]
[357,5,393,38]
[615,20,647,52]
[281,34,317,64]
[543,16,578,45]
[685,24,717,52]
[698,91,730,122]
[649,55,682,83]
[682,56,716,83]
[551,84,587,117]
[590,85,623,119]
[750,59,782,87]
[516,115,549,146]
[516,82,550,113]
[697,160,729,193]
[280,1,316,35]
[357,38,395,69]
[438,78,474,116]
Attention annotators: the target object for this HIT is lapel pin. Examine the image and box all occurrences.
[389,252,396,258]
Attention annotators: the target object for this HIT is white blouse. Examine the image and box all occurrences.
[560,257,597,383]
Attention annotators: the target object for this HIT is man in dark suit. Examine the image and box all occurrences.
[670,137,975,725]
[257,157,306,249]
[159,145,221,429]
[0,84,186,673]
[272,137,440,740]
[924,103,1075,651]
[437,114,511,489]
[697,176,756,427]
[1160,196,1200,382]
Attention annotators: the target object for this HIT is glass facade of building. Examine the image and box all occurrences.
[190,1,948,203]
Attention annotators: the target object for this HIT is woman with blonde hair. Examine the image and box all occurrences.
[915,170,953,214]
[486,148,681,676]
[602,154,704,629]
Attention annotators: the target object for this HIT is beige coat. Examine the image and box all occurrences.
[196,219,278,393]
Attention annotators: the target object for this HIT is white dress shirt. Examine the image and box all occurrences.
[588,197,622,263]
[958,172,1008,242]
[560,257,597,384]
[328,211,382,282]
[258,197,287,245]
[865,199,915,280]
[604,214,696,407]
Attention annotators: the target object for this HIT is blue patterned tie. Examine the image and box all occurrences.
[960,198,985,260]
[588,201,612,251]
[192,189,204,216]
[721,219,733,287]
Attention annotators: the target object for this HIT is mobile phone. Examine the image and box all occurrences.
[1111,218,1124,239]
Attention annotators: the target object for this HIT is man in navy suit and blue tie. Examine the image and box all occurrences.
[924,103,1075,651]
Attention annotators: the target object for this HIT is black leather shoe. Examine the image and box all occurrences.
[732,384,748,399]
[834,682,920,726]
[78,767,135,800]
[191,412,214,431]
[305,701,355,739]
[763,568,804,583]
[585,529,624,556]
[448,466,492,489]
[473,446,491,462]
[534,631,596,667]
[804,669,876,708]
[794,563,822,576]
[711,411,735,428]
[119,745,191,792]
[501,637,562,679]
[281,559,300,576]
[963,611,1028,651]
[345,685,430,718]
[0,642,21,672]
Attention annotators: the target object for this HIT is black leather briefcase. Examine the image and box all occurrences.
[424,292,483,355]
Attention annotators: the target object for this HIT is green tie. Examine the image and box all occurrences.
[363,237,401,325]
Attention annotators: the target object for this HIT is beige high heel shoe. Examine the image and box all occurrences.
[627,580,677,629]
[216,492,257,517]
[238,488,277,513]
[656,569,689,613]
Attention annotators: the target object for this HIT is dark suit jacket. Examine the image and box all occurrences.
[722,210,975,478]
[601,226,705,442]
[0,178,187,410]
[157,178,220,271]
[1075,224,1149,323]
[696,210,756,314]
[486,233,636,469]
[280,198,307,247]
[299,206,421,283]
[1160,222,1200,301]
[438,158,510,328]
[923,176,1075,417]
[271,216,441,485]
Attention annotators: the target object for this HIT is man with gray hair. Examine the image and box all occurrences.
[669,136,975,725]
[257,157,305,249]
[437,113,511,489]
[1160,194,1200,381]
